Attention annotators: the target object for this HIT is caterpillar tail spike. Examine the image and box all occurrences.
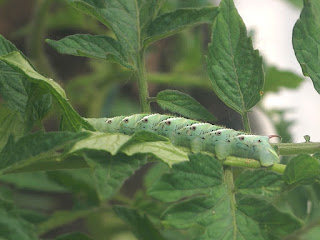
[269,134,282,140]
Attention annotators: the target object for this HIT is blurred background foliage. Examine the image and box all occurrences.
[0,0,311,239]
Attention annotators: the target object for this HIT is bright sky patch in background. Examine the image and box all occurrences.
[233,0,320,142]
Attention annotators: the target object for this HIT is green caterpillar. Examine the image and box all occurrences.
[102,113,280,167]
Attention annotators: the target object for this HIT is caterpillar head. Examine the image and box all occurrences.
[234,135,279,167]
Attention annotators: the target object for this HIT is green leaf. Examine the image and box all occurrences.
[69,132,131,156]
[46,34,133,69]
[0,131,90,174]
[46,169,100,206]
[0,208,38,240]
[38,210,94,236]
[113,206,165,240]
[293,0,320,94]
[65,0,163,65]
[0,60,30,115]
[0,172,67,192]
[149,153,301,239]
[26,88,52,123]
[0,35,51,124]
[264,66,304,93]
[0,192,38,240]
[236,196,302,238]
[235,169,283,197]
[0,51,94,131]
[286,0,303,8]
[120,138,188,167]
[156,90,216,122]
[206,0,264,114]
[0,107,29,151]
[69,131,188,166]
[0,35,19,54]
[149,153,222,202]
[144,6,219,46]
[85,153,155,201]
[283,154,320,185]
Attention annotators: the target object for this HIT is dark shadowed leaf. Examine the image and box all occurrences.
[206,0,264,114]
[46,169,100,206]
[156,90,216,122]
[55,232,93,240]
[113,206,165,240]
[0,191,38,240]
[293,0,320,94]
[39,211,95,236]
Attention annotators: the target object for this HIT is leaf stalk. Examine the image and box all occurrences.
[273,142,320,155]
[241,112,251,133]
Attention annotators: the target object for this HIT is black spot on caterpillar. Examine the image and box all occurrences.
[104,113,279,167]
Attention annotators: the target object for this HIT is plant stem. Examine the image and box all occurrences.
[273,142,320,155]
[224,166,237,239]
[241,112,251,133]
[224,156,286,174]
[28,0,59,79]
[38,120,46,132]
[136,48,151,113]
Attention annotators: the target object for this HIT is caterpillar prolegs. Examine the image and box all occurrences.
[102,114,280,167]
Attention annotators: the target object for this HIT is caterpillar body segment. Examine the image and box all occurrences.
[202,129,245,159]
[177,123,225,152]
[119,114,148,135]
[154,117,198,145]
[136,114,172,132]
[104,114,280,167]
[105,116,125,133]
